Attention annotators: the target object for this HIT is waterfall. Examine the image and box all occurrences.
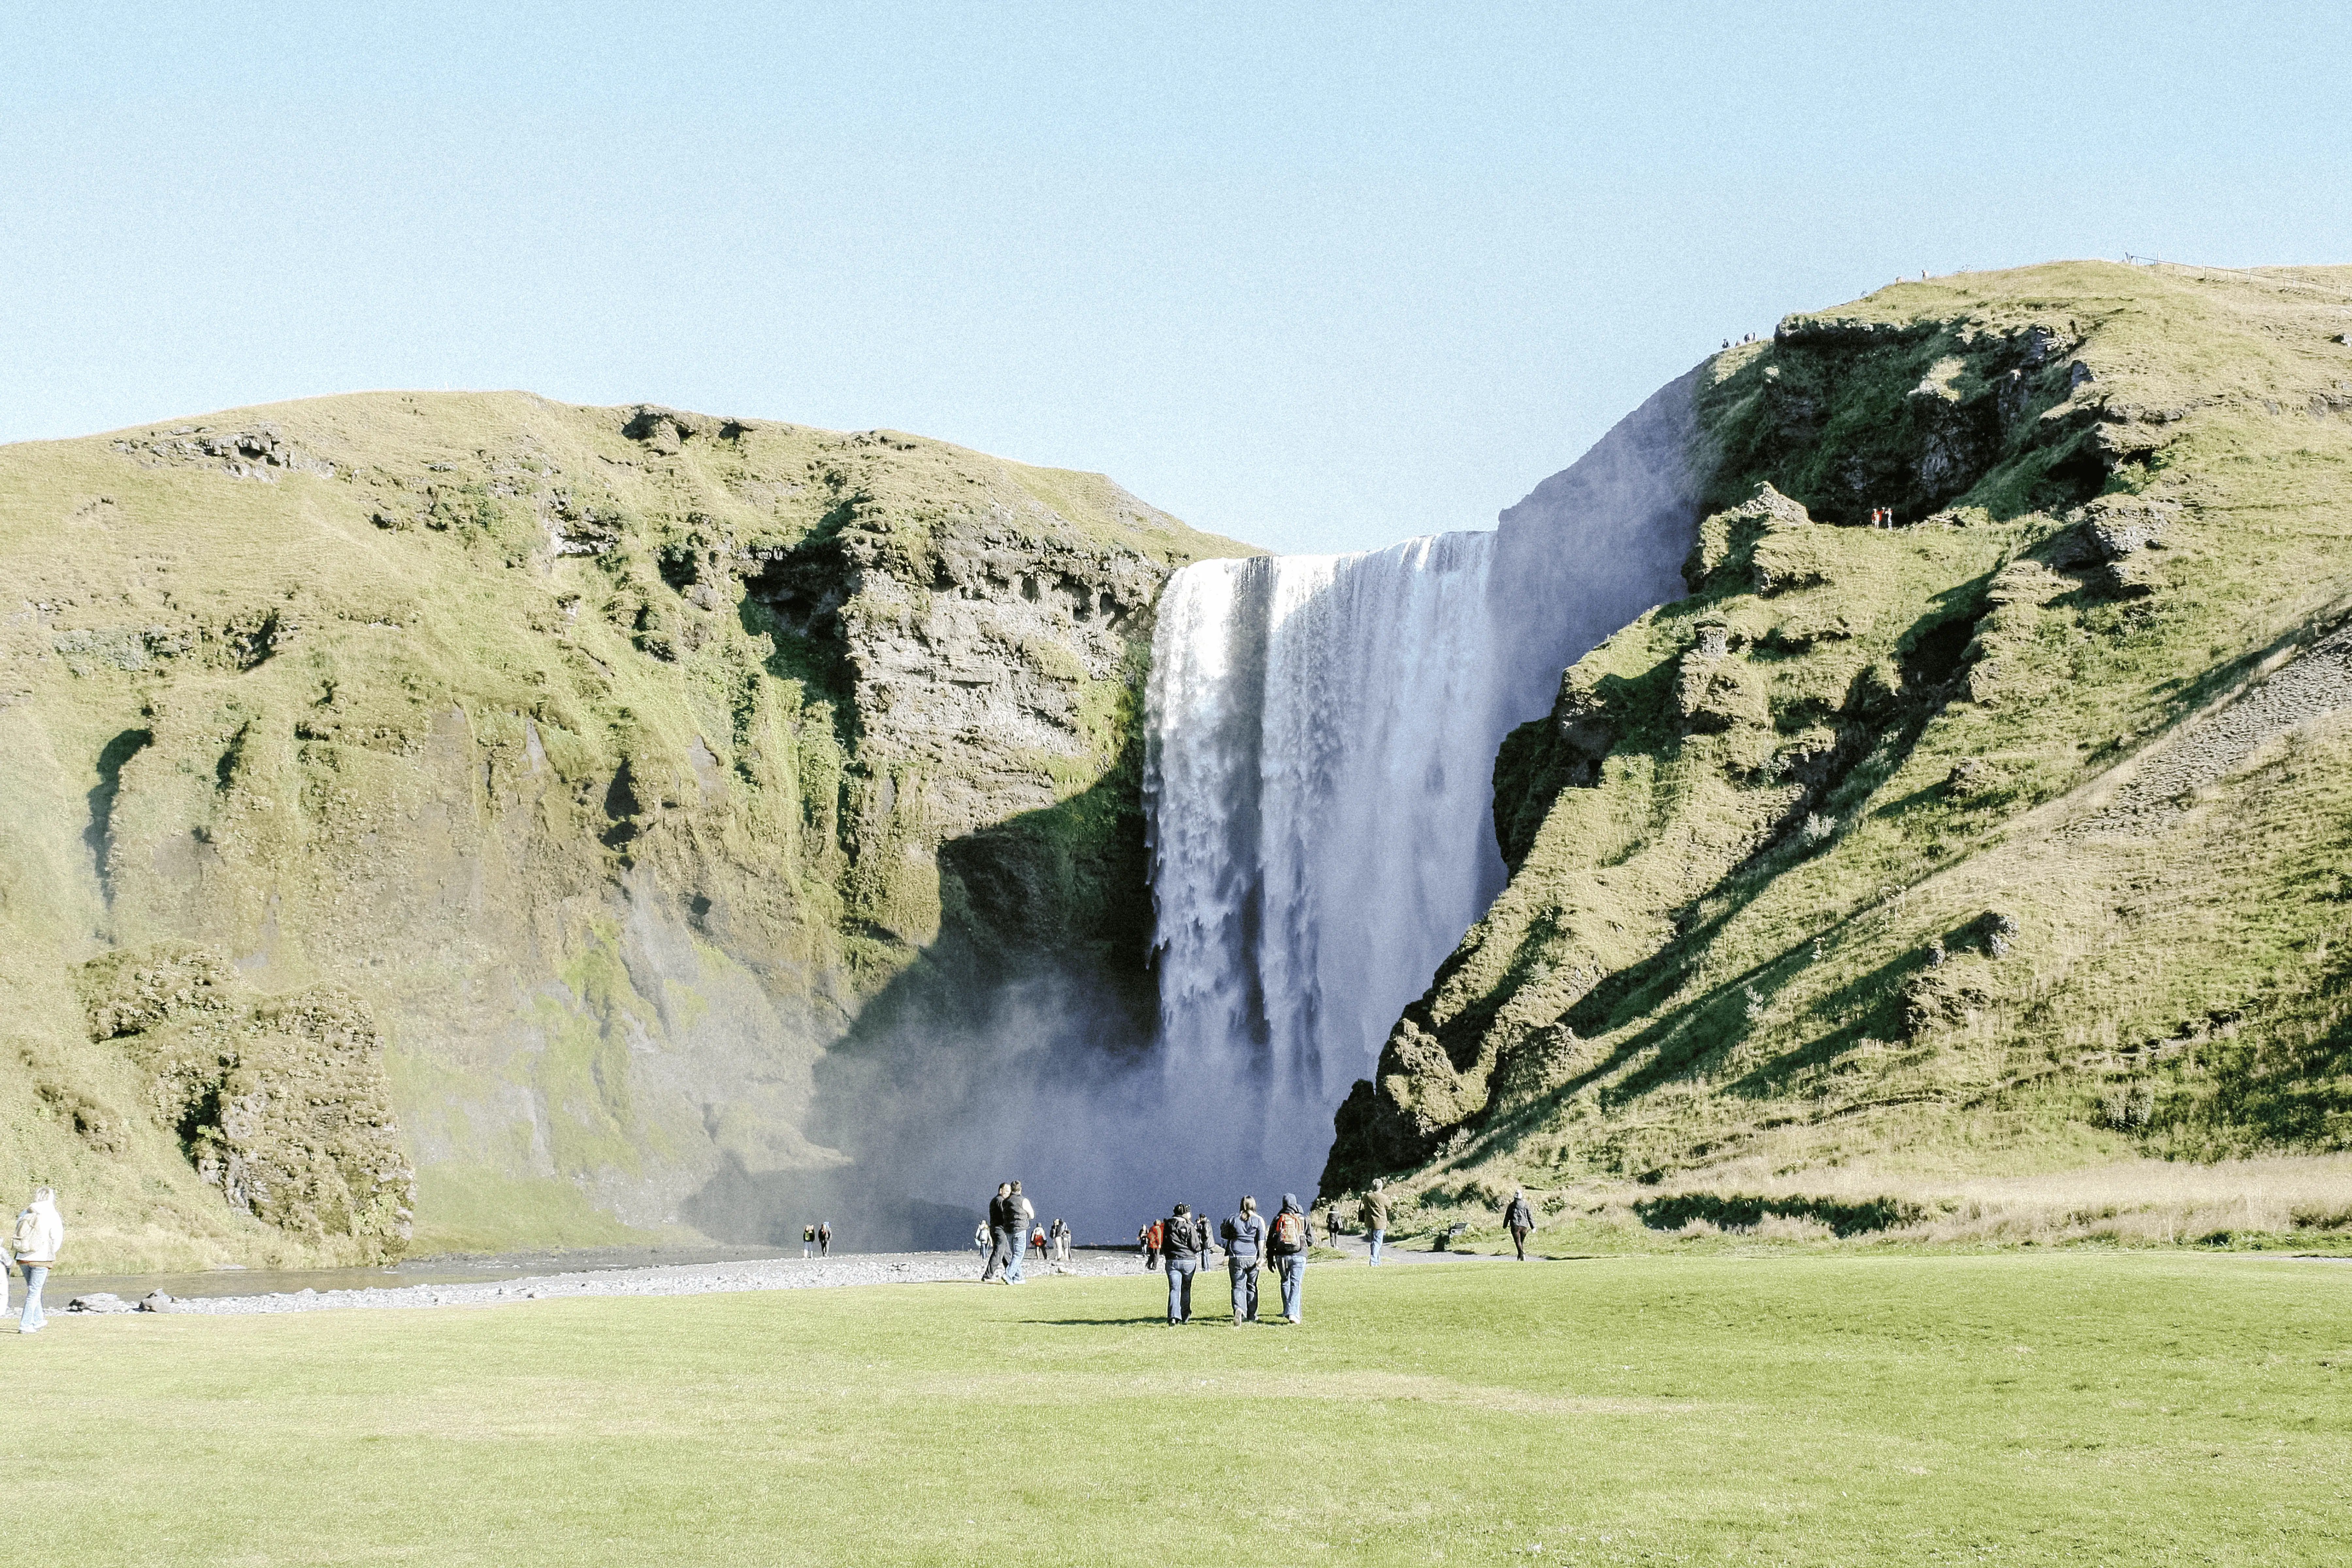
[1143,534,1511,1188]
[1141,365,1710,1200]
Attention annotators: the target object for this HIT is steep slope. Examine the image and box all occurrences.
[1328,261,2352,1217]
[0,392,1248,1268]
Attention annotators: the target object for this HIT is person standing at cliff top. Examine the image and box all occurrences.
[1220,1197,1269,1327]
[1267,1193,1311,1325]
[1005,1181,1036,1284]
[982,1183,1014,1283]
[817,1220,832,1257]
[1160,1202,1200,1324]
[1364,1178,1393,1265]
[11,1187,62,1334]
[1501,1188,1537,1262]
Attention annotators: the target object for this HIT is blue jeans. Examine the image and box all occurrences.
[16,1266,46,1331]
[1275,1254,1304,1320]
[1368,1229,1385,1264]
[1229,1259,1260,1322]
[1165,1257,1196,1322]
[1008,1232,1028,1283]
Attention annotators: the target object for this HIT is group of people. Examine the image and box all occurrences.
[974,1181,1072,1282]
[800,1221,833,1258]
[1132,1177,1542,1325]
[1146,1193,1320,1326]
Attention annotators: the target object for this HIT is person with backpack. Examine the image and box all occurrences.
[1220,1196,1270,1326]
[1364,1178,1393,1265]
[10,1188,61,1334]
[982,1182,1015,1282]
[1501,1188,1537,1261]
[1005,1181,1035,1284]
[1160,1202,1200,1323]
[817,1220,832,1257]
[1268,1193,1312,1324]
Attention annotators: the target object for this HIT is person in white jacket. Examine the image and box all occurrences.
[11,1188,62,1334]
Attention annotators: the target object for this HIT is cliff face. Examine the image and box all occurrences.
[0,392,1247,1268]
[1328,261,2352,1195]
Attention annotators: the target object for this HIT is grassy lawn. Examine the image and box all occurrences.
[23,1254,2350,1565]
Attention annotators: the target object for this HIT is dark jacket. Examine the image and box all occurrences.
[1503,1195,1535,1230]
[988,1193,1010,1231]
[1220,1211,1268,1261]
[1268,1194,1310,1256]
[1161,1213,1199,1262]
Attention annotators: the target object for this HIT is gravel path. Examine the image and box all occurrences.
[66,1235,1503,1316]
[132,1250,1136,1315]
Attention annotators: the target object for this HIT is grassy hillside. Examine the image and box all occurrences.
[20,1256,2347,1565]
[0,391,1248,1268]
[1329,260,2352,1236]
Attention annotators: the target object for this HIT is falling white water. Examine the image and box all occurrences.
[1145,535,1509,1167]
[1141,366,1711,1203]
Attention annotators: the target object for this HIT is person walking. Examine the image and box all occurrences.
[1268,1193,1311,1324]
[973,1216,991,1261]
[1322,1199,1342,1246]
[1364,1178,1392,1265]
[1050,1218,1071,1267]
[982,1182,1015,1282]
[1220,1196,1269,1326]
[1005,1181,1035,1284]
[10,1188,61,1334]
[802,1222,816,1259]
[1502,1188,1537,1261]
[818,1220,832,1257]
[1161,1202,1201,1324]
[1192,1206,1213,1267]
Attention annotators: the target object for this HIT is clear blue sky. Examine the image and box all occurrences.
[5,3,2346,554]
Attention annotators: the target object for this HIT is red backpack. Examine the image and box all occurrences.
[1274,1210,1305,1249]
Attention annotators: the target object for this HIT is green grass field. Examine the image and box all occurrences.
[21,1255,2350,1564]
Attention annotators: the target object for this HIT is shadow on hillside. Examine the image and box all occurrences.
[676,768,1162,1252]
[1633,1192,1928,1236]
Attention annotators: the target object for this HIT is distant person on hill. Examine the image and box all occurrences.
[10,1187,62,1334]
[1322,1199,1342,1243]
[1268,1193,1311,1324]
[1006,1181,1036,1284]
[1501,1189,1536,1261]
[818,1220,832,1257]
[1221,1196,1269,1326]
[982,1182,1015,1282]
[1160,1203,1200,1323]
[1364,1178,1393,1265]
[802,1223,816,1259]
